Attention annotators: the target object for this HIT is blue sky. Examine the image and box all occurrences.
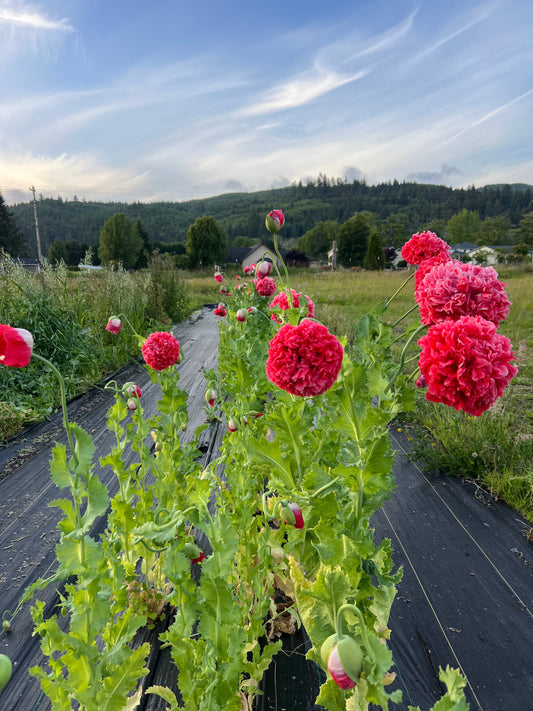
[1,0,532,204]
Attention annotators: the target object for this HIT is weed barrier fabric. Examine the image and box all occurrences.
[371,429,533,710]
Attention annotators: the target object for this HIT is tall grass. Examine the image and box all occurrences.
[0,255,189,439]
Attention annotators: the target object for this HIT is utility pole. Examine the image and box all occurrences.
[29,185,46,298]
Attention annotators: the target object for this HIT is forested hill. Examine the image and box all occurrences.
[8,178,533,253]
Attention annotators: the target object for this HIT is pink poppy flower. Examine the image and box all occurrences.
[214,304,227,317]
[270,289,315,322]
[256,277,277,297]
[417,316,517,416]
[105,317,122,334]
[266,319,343,397]
[214,273,223,283]
[0,324,33,367]
[416,260,511,326]
[401,231,451,266]
[141,331,181,371]
[414,252,451,296]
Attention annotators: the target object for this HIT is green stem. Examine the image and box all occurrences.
[31,353,77,467]
[385,270,415,308]
[335,603,372,655]
[385,324,427,394]
[310,477,340,499]
[391,303,419,329]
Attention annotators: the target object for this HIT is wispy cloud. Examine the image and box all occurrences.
[0,4,73,32]
[437,88,533,147]
[238,66,366,117]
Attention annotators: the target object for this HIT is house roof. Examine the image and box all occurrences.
[451,242,478,253]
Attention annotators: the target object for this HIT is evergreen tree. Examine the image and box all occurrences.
[0,191,27,256]
[48,239,68,265]
[364,229,385,270]
[186,216,227,268]
[134,219,151,268]
[337,214,370,267]
[98,213,142,269]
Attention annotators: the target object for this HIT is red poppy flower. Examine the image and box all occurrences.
[214,272,223,283]
[401,231,451,266]
[141,331,181,371]
[417,316,517,416]
[269,289,315,322]
[0,324,33,367]
[256,276,277,297]
[416,260,511,326]
[214,304,227,317]
[266,319,343,397]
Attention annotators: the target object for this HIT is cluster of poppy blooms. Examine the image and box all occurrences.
[402,231,517,416]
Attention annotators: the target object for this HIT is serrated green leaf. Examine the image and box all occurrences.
[146,685,179,709]
[50,443,72,489]
[97,643,150,711]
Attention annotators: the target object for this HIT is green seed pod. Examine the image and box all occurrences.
[0,653,13,690]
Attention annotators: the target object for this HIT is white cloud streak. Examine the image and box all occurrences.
[0,5,73,32]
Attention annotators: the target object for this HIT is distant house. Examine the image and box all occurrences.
[15,257,40,273]
[225,244,282,270]
[450,242,478,259]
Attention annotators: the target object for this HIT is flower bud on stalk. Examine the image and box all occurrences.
[265,210,285,233]
[236,309,247,322]
[122,382,142,398]
[321,634,363,689]
[105,317,122,334]
[256,260,272,278]
[205,388,216,407]
[127,398,137,411]
[183,541,206,564]
[280,501,305,529]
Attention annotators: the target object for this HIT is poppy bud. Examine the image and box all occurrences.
[265,210,285,233]
[280,502,304,529]
[106,317,122,334]
[257,260,272,278]
[236,309,247,322]
[321,633,363,690]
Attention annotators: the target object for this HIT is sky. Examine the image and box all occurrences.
[1,0,532,205]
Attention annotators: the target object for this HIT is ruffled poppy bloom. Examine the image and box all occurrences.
[266,319,343,397]
[105,317,122,334]
[414,252,451,295]
[0,324,33,367]
[265,210,285,233]
[243,264,255,275]
[141,331,181,371]
[416,260,511,326]
[256,276,277,297]
[417,316,517,416]
[214,304,227,317]
[401,231,451,266]
[270,289,315,322]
